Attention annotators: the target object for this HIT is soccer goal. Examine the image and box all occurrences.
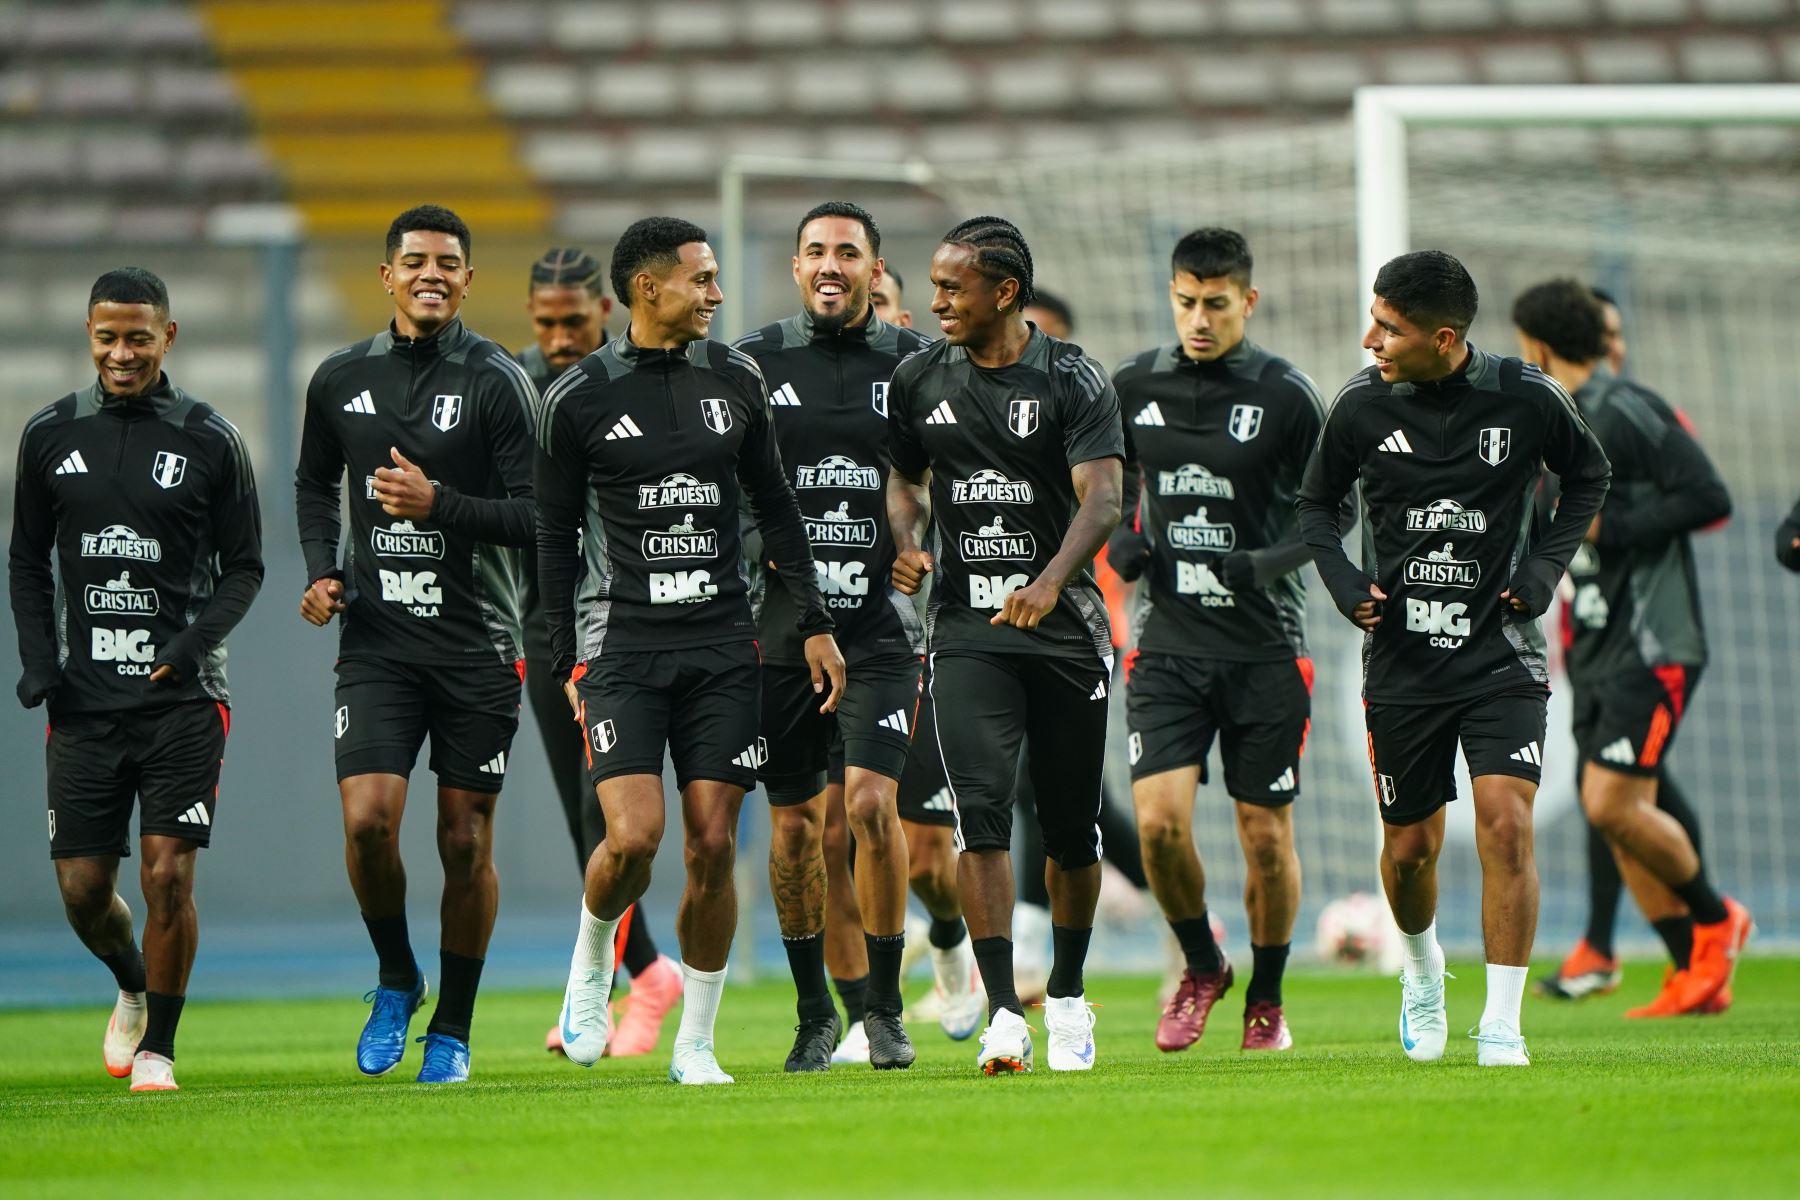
[718,85,1800,955]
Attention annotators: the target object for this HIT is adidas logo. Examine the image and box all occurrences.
[1268,767,1297,792]
[1089,680,1108,700]
[1133,402,1166,427]
[732,737,769,770]
[877,709,911,735]
[479,752,507,774]
[1378,429,1414,453]
[770,382,802,407]
[1508,741,1542,766]
[1599,737,1634,765]
[922,787,953,813]
[343,389,377,415]
[54,450,89,475]
[925,401,957,425]
[177,802,211,827]
[605,414,645,441]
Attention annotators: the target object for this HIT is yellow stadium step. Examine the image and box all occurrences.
[199,2,457,59]
[231,66,492,125]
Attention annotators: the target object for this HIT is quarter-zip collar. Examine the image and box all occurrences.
[379,316,468,364]
[614,327,700,372]
[90,372,177,417]
[1169,336,1257,380]
[1401,343,1500,400]
[800,305,881,348]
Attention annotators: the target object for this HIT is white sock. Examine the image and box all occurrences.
[675,962,728,1049]
[1480,964,1529,1031]
[573,903,619,978]
[1401,919,1444,981]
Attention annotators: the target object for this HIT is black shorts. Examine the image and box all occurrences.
[1364,685,1549,826]
[759,654,922,806]
[897,687,956,828]
[46,701,230,858]
[1124,652,1313,804]
[574,640,762,791]
[334,654,523,793]
[930,649,1110,867]
[1572,665,1701,778]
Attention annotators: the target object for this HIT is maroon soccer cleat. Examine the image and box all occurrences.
[1155,961,1233,1052]
[1241,1001,1293,1051]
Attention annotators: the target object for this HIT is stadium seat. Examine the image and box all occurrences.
[0,134,78,187]
[839,2,927,45]
[7,201,110,245]
[1679,36,1777,81]
[1598,0,1692,24]
[938,0,1024,44]
[789,62,880,114]
[1506,0,1596,28]
[1223,0,1309,36]
[1381,48,1475,85]
[147,68,243,119]
[620,128,717,181]
[1084,58,1179,111]
[455,1,551,49]
[1017,121,1110,160]
[918,123,1010,164]
[590,62,684,116]
[1282,52,1371,103]
[645,2,739,49]
[817,126,916,167]
[986,56,1079,113]
[487,63,584,116]
[45,67,140,116]
[1481,42,1579,84]
[179,138,277,189]
[881,55,978,112]
[548,2,642,49]
[1580,38,1677,82]
[1033,0,1121,41]
[1415,0,1503,30]
[742,2,830,47]
[1319,0,1407,31]
[1697,0,1787,19]
[522,133,618,183]
[1122,0,1214,36]
[1184,55,1280,106]
[82,135,173,187]
[693,63,782,116]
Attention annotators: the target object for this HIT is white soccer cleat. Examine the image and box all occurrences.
[1472,1022,1531,1067]
[932,939,984,1041]
[831,1019,871,1065]
[668,1040,734,1085]
[1014,904,1052,1003]
[977,1007,1034,1075]
[1044,994,1098,1071]
[104,990,147,1079]
[1398,969,1451,1062]
[900,913,930,981]
[129,1050,177,1092]
[558,966,614,1068]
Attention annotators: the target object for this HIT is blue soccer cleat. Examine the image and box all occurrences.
[356,970,427,1076]
[416,1033,471,1084]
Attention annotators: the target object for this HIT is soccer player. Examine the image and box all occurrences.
[1297,251,1612,1067]
[735,201,978,1070]
[870,266,914,329]
[888,216,1125,1073]
[10,267,264,1092]
[296,206,538,1084]
[539,217,846,1085]
[1779,499,1800,571]
[1108,228,1341,1053]
[1510,280,1748,1017]
[1592,286,1627,377]
[517,247,680,1057]
[1021,289,1074,340]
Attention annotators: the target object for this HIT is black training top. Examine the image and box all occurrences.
[1116,339,1339,662]
[887,328,1125,662]
[533,332,832,679]
[734,309,932,666]
[10,374,264,713]
[1563,366,1729,685]
[296,318,538,666]
[1297,346,1611,704]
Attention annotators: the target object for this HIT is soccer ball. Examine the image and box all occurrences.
[1315,893,1403,973]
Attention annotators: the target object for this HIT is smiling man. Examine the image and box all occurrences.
[10,267,264,1093]
[536,216,846,1086]
[1297,250,1611,1068]
[295,205,540,1085]
[887,215,1124,1075]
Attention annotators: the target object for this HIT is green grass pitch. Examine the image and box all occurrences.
[3,958,1796,1198]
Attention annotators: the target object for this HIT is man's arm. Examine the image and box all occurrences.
[533,387,588,682]
[1505,378,1611,617]
[1224,374,1355,591]
[886,464,933,595]
[1105,415,1151,583]
[737,390,831,640]
[994,456,1121,629]
[425,355,538,546]
[1591,394,1730,552]
[154,417,265,683]
[294,365,346,584]
[1296,387,1383,626]
[8,421,61,706]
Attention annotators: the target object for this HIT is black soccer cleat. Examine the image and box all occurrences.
[784,1012,841,1073]
[865,1010,916,1070]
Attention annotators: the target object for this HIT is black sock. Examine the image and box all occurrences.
[1170,913,1223,974]
[928,916,967,950]
[783,934,835,1022]
[99,944,147,994]
[621,905,659,977]
[1047,925,1091,999]
[972,936,1020,1019]
[1653,916,1696,971]
[362,912,418,991]
[1246,943,1290,1007]
[425,950,484,1042]
[1670,868,1728,926]
[140,991,184,1060]
[865,932,905,1016]
[1583,817,1621,959]
[832,974,869,1028]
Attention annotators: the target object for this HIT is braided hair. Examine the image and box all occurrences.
[529,246,607,298]
[940,215,1035,311]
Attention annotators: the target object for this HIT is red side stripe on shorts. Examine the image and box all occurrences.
[1295,656,1315,695]
[216,703,231,738]
[570,662,588,683]
[1122,647,1141,685]
[578,699,592,770]
[1652,664,1687,720]
[1640,705,1672,768]
[613,904,635,964]
[514,658,526,683]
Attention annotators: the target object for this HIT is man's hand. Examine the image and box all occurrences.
[372,447,435,519]
[1219,550,1256,592]
[300,577,346,625]
[562,678,580,719]
[892,548,934,596]
[991,576,1059,630]
[1585,513,1603,542]
[149,665,177,684]
[804,634,847,713]
[1104,527,1151,583]
[1352,582,1387,631]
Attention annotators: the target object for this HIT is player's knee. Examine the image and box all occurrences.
[1477,807,1533,868]
[436,822,489,879]
[57,870,112,924]
[684,821,737,885]
[344,807,399,857]
[1135,804,1186,854]
[769,805,821,860]
[843,783,895,841]
[606,820,662,866]
[139,855,191,913]
[1383,834,1436,879]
